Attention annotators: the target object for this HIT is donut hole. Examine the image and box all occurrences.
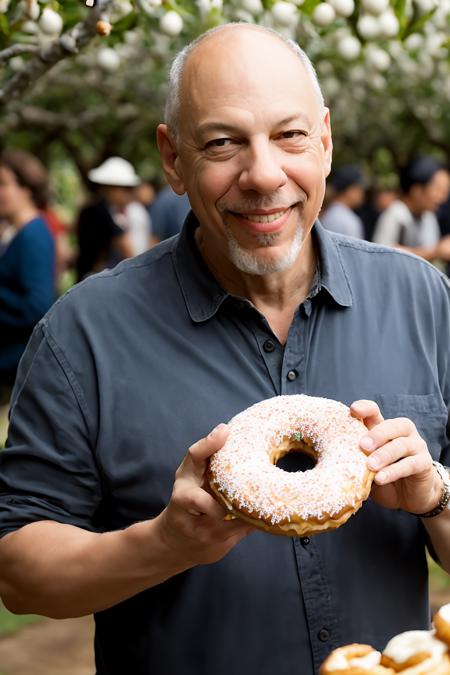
[272,435,317,473]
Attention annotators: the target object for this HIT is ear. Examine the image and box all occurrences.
[156,124,186,195]
[321,108,333,178]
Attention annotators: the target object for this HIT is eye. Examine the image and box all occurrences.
[278,130,307,140]
[205,138,234,149]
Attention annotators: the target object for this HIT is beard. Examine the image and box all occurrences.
[225,224,304,275]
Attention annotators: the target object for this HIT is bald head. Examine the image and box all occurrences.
[164,24,325,143]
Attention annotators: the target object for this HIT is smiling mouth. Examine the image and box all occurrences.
[237,209,288,223]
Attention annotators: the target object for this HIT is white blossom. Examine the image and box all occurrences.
[377,11,399,37]
[312,3,336,26]
[405,33,424,50]
[414,0,437,12]
[0,0,10,12]
[9,56,24,72]
[238,0,263,14]
[28,0,40,20]
[160,10,183,36]
[271,1,298,27]
[39,8,63,35]
[360,0,389,14]
[22,20,39,33]
[357,14,379,39]
[232,8,255,22]
[328,0,354,18]
[97,47,121,71]
[111,1,134,21]
[365,45,390,70]
[337,35,360,59]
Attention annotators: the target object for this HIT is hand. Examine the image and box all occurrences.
[350,400,442,514]
[156,424,251,568]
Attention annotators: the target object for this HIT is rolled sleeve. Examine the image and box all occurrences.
[0,322,103,537]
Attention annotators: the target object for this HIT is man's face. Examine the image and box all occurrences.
[101,185,134,209]
[413,170,450,215]
[160,29,332,276]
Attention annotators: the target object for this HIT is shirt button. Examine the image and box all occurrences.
[287,370,298,381]
[301,537,310,546]
[263,339,276,353]
[318,628,330,642]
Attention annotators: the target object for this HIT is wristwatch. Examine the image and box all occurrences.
[415,461,450,518]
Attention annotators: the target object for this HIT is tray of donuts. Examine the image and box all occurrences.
[320,602,450,674]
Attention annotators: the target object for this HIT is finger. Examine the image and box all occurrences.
[177,486,230,521]
[188,423,229,464]
[176,424,228,483]
[359,417,417,454]
[350,400,384,429]
[366,436,415,472]
[372,453,431,486]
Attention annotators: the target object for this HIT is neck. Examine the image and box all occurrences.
[402,195,423,218]
[195,229,317,344]
[10,205,40,229]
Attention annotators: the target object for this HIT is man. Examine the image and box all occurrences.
[1,25,450,675]
[149,183,191,243]
[321,164,365,239]
[373,156,450,260]
[76,156,150,280]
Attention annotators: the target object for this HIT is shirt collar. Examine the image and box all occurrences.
[173,212,352,323]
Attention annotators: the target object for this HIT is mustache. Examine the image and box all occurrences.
[217,193,306,213]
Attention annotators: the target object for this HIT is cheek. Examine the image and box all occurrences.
[192,162,237,206]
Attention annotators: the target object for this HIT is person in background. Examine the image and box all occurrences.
[149,182,191,244]
[76,157,151,281]
[320,165,365,239]
[356,186,397,242]
[134,178,159,213]
[0,149,55,399]
[41,199,73,284]
[373,157,450,261]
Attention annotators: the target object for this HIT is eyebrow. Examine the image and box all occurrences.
[196,113,312,137]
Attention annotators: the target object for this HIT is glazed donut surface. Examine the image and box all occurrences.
[434,604,450,649]
[208,394,374,536]
[320,643,394,674]
[381,630,450,674]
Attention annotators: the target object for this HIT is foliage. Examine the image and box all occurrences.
[0,0,449,183]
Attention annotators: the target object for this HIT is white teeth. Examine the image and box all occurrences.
[240,210,287,223]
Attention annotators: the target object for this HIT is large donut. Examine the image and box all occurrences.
[320,644,394,674]
[380,630,450,674]
[208,394,374,536]
[434,604,450,649]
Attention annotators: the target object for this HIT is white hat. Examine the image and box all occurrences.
[88,157,141,187]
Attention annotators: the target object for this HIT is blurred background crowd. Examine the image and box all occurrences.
[1,147,450,405]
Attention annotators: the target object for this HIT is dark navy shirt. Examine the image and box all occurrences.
[1,214,450,675]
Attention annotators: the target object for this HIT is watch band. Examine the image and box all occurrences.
[414,461,450,518]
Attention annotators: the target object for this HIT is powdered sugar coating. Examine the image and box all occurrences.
[209,394,371,526]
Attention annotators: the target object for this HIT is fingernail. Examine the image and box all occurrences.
[360,436,374,451]
[376,471,387,484]
[368,455,381,471]
[209,423,224,438]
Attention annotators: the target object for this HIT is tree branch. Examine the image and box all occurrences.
[0,0,114,110]
[0,44,39,65]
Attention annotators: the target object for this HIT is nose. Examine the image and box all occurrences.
[238,139,287,194]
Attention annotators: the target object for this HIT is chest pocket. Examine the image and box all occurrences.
[374,393,448,461]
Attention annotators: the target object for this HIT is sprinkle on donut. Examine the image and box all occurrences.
[208,394,374,536]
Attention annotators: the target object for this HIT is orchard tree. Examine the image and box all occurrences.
[0,0,449,184]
